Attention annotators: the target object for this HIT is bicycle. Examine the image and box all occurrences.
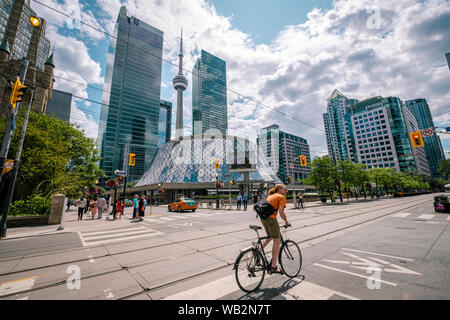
[233,224,302,293]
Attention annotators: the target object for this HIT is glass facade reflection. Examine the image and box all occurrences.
[192,50,227,135]
[136,135,281,186]
[98,6,163,181]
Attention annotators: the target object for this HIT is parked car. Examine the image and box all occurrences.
[168,197,198,212]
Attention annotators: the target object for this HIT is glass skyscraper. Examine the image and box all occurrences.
[192,50,227,136]
[257,124,311,184]
[158,99,172,146]
[98,6,163,181]
[405,98,445,177]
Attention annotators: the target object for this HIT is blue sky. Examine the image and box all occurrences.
[32,0,450,158]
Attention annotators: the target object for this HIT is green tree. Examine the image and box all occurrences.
[0,112,105,202]
[438,159,450,179]
[309,156,336,200]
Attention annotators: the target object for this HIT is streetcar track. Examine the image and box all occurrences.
[0,196,431,299]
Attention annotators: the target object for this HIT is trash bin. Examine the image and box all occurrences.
[434,195,450,213]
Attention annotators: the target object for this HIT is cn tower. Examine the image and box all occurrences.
[172,30,188,139]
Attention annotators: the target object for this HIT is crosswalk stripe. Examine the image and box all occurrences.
[417,214,434,220]
[392,212,412,218]
[82,228,151,241]
[82,231,163,246]
[280,279,360,300]
[159,217,175,221]
[82,226,147,237]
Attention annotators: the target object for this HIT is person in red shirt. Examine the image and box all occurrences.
[115,199,123,220]
[260,184,291,273]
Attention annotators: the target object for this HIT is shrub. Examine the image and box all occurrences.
[9,196,52,216]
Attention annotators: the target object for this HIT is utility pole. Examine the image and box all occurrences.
[0,59,31,238]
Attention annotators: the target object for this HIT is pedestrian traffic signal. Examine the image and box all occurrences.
[9,77,27,109]
[410,131,424,148]
[129,153,136,166]
[214,158,221,169]
[299,155,307,166]
[288,176,292,184]
[117,176,123,184]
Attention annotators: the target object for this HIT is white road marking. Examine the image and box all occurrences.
[447,216,450,221]
[82,228,150,241]
[313,263,398,286]
[159,217,175,221]
[79,227,163,247]
[281,279,360,300]
[392,212,412,218]
[0,277,37,296]
[417,214,434,220]
[341,248,414,261]
[82,226,148,237]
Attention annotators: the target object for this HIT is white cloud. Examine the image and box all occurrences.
[70,103,98,139]
[43,0,450,157]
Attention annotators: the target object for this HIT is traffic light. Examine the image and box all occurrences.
[117,176,123,184]
[214,158,221,169]
[288,176,292,184]
[9,77,27,109]
[230,179,234,185]
[299,155,307,166]
[410,131,424,148]
[129,153,136,166]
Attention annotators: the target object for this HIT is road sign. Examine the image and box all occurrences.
[114,170,126,176]
[421,129,433,137]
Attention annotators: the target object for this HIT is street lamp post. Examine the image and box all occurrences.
[215,173,219,209]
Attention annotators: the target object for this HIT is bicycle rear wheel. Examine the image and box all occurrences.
[279,240,302,278]
[235,249,266,293]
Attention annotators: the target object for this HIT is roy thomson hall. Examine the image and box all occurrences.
[113,134,315,205]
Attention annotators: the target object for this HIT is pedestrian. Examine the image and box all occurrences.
[260,191,267,201]
[116,198,123,220]
[97,195,106,219]
[132,194,139,219]
[236,193,242,210]
[253,193,258,204]
[89,196,98,220]
[84,196,90,215]
[138,195,146,221]
[76,196,86,220]
[66,198,71,212]
[243,192,248,211]
[298,193,304,208]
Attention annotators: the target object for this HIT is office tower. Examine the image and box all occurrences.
[0,0,54,115]
[350,96,430,175]
[45,89,72,121]
[158,99,172,146]
[172,31,187,139]
[405,98,445,177]
[192,50,227,136]
[257,124,311,184]
[97,6,163,181]
[323,89,359,164]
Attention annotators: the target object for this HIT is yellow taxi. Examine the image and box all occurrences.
[168,197,198,212]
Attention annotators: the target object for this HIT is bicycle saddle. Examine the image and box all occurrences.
[249,225,262,230]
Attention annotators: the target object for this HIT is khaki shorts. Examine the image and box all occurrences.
[261,217,280,239]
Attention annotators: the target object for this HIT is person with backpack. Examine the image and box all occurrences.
[254,184,291,274]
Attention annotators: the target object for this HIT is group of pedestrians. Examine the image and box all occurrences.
[131,194,147,221]
[76,195,107,220]
[236,191,267,211]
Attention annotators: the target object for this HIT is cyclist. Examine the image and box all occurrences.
[260,184,291,274]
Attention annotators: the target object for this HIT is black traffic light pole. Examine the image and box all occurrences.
[0,60,29,188]
[0,60,31,238]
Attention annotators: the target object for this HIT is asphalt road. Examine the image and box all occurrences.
[0,193,448,300]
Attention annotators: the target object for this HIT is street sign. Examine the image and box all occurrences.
[114,170,126,176]
[421,128,433,137]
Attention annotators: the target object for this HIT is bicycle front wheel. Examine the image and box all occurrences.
[235,249,266,293]
[279,240,302,278]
